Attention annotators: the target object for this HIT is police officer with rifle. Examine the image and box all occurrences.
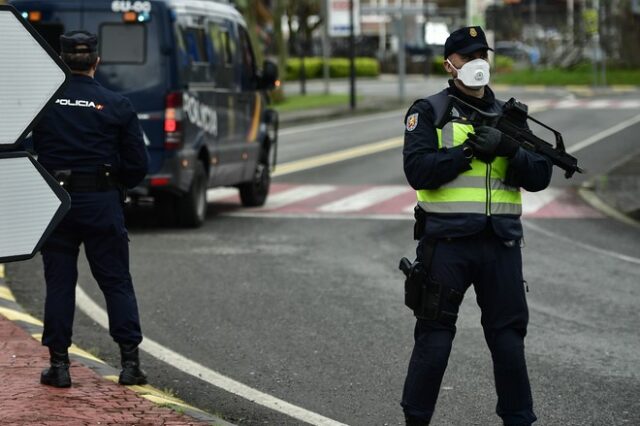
[31,31,149,388]
[398,26,576,425]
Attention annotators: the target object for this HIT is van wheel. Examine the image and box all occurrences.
[178,162,208,227]
[239,162,270,207]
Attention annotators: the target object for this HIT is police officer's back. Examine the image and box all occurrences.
[33,30,149,388]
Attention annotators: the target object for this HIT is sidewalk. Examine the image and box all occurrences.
[0,272,232,426]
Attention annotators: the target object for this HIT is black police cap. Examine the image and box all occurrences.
[60,30,98,54]
[444,26,493,59]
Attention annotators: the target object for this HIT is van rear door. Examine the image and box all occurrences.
[83,1,170,176]
[10,0,170,177]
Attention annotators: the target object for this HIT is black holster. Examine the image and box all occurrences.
[399,235,440,320]
[399,257,463,323]
[399,257,441,321]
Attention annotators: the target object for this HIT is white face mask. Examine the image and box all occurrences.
[447,58,490,89]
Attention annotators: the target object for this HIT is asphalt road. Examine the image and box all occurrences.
[7,88,640,425]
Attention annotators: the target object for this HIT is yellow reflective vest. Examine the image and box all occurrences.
[416,116,522,217]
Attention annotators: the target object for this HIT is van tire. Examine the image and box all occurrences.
[239,161,270,207]
[178,162,208,227]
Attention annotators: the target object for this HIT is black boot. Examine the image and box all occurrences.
[118,343,147,385]
[405,414,430,426]
[40,348,71,388]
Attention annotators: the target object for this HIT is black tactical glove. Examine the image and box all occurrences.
[467,126,519,163]
[495,134,520,158]
[466,126,502,163]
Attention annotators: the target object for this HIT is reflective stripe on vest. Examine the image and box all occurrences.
[416,120,522,216]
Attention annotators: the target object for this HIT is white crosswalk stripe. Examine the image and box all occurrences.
[555,99,584,109]
[585,100,613,109]
[207,184,601,220]
[619,100,640,108]
[521,188,563,214]
[263,185,336,209]
[206,187,238,202]
[318,186,407,212]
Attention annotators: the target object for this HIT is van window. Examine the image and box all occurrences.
[208,22,224,68]
[100,24,146,64]
[238,26,257,91]
[176,16,221,85]
[222,30,234,67]
[182,27,208,63]
[85,12,162,92]
[206,21,234,89]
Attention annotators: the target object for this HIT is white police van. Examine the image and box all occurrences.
[11,0,279,227]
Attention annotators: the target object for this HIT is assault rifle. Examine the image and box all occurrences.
[435,95,584,178]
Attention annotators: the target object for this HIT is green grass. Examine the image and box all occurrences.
[493,66,640,86]
[273,93,361,112]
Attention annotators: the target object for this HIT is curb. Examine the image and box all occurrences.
[0,264,234,426]
[578,185,640,229]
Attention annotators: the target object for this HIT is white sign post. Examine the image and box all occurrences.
[0,5,71,263]
[328,0,360,37]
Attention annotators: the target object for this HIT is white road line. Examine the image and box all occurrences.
[318,186,407,212]
[75,287,349,426]
[619,100,640,109]
[206,188,238,202]
[554,99,584,109]
[221,211,412,221]
[585,100,613,109]
[263,185,336,209]
[568,112,640,154]
[524,221,640,265]
[279,109,404,136]
[403,203,417,213]
[520,189,562,215]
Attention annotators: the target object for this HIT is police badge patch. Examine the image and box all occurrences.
[406,113,418,131]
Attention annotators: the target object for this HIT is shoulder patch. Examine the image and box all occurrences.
[406,113,419,132]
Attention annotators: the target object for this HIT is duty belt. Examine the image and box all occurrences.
[52,169,119,193]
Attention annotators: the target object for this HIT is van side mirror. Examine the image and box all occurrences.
[258,60,278,90]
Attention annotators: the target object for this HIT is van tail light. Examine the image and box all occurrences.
[164,91,183,150]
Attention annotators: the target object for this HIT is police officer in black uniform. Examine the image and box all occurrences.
[32,30,149,388]
[401,27,553,425]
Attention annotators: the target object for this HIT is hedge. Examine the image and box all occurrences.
[285,57,380,80]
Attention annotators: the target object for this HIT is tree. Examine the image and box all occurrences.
[285,0,323,93]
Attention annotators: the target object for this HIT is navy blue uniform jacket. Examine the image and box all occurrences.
[32,74,148,189]
[403,81,553,240]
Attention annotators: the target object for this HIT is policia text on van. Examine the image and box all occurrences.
[12,0,279,227]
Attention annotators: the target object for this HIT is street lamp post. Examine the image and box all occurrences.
[349,0,356,109]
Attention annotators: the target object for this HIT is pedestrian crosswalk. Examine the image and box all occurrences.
[527,98,640,111]
[207,184,603,220]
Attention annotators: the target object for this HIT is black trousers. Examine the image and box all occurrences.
[41,191,143,352]
[401,234,537,425]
